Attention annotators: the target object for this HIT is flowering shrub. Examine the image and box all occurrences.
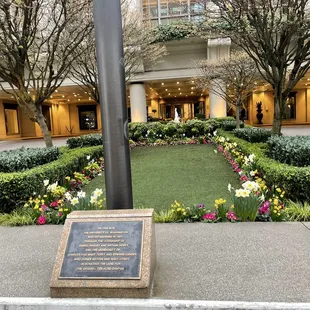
[214,134,288,222]
[22,155,105,225]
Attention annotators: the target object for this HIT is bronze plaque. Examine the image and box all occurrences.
[59,221,143,279]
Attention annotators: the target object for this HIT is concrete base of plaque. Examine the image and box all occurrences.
[50,209,156,298]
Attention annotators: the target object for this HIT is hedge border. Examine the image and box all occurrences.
[0,146,104,213]
[218,130,310,202]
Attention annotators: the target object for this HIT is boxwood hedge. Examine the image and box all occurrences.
[219,130,310,202]
[0,146,103,213]
[67,118,236,148]
[0,147,60,173]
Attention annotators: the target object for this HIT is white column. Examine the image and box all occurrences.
[210,80,227,118]
[130,83,147,123]
[208,38,231,118]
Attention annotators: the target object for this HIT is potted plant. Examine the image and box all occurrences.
[256,101,263,124]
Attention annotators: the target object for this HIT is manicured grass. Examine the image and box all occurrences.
[84,145,240,212]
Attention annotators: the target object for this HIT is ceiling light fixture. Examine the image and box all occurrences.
[161,82,164,85]
[55,90,58,93]
[177,81,179,84]
[191,91,193,94]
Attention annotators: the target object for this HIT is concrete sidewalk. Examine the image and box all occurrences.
[0,223,310,302]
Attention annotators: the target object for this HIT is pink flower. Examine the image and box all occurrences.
[203,139,207,144]
[258,201,270,215]
[240,175,249,182]
[41,204,48,211]
[58,213,63,217]
[202,212,216,221]
[50,200,59,207]
[227,211,237,221]
[37,215,46,225]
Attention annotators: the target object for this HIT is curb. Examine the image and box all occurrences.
[1,298,310,310]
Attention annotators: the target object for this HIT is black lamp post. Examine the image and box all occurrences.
[93,0,133,210]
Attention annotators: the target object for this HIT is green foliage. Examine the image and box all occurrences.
[154,209,176,223]
[285,200,310,221]
[221,120,244,131]
[152,20,201,43]
[67,134,102,149]
[0,209,35,226]
[0,146,103,213]
[267,136,310,167]
[218,130,310,202]
[233,127,272,143]
[67,118,237,147]
[0,147,60,172]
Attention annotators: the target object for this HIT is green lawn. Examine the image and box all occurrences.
[84,145,240,211]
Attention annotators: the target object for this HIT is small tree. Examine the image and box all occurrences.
[0,0,92,147]
[207,0,310,135]
[195,52,259,128]
[70,0,167,104]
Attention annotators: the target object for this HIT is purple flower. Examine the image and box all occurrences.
[197,204,205,209]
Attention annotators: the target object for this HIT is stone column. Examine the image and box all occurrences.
[208,38,231,118]
[130,82,147,123]
[210,80,227,118]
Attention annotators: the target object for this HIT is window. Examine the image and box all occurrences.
[78,105,98,130]
[3,103,19,135]
[283,92,296,119]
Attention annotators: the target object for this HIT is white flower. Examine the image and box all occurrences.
[238,171,243,175]
[159,134,162,137]
[213,131,217,136]
[219,137,225,143]
[235,189,250,198]
[90,196,97,204]
[260,194,265,202]
[248,154,255,162]
[77,191,86,198]
[71,197,79,206]
[98,173,102,176]
[233,142,237,147]
[93,188,103,198]
[183,133,185,136]
[228,183,232,192]
[242,181,260,192]
[47,182,58,192]
[214,150,218,154]
[43,179,49,187]
[64,192,72,201]
[86,155,91,160]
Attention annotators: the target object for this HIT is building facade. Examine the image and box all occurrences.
[0,0,309,140]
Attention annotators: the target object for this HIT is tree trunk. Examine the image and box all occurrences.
[272,95,283,135]
[35,109,53,147]
[235,105,240,129]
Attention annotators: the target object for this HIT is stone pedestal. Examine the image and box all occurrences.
[50,209,156,298]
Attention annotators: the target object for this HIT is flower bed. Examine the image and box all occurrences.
[0,146,103,213]
[217,130,310,202]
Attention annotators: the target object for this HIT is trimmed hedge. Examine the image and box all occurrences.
[218,130,310,202]
[0,146,103,213]
[67,118,236,148]
[233,127,272,143]
[0,147,60,173]
[267,136,310,167]
[67,134,102,149]
[221,120,244,131]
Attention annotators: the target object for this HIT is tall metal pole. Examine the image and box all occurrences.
[93,0,133,210]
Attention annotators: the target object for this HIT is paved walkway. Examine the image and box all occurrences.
[1,223,310,302]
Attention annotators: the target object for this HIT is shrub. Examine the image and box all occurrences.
[67,134,102,149]
[233,128,272,143]
[0,146,103,213]
[267,136,310,167]
[0,147,60,173]
[285,200,310,221]
[218,130,310,202]
[221,120,244,131]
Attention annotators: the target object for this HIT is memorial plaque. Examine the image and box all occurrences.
[50,210,156,298]
[59,221,143,279]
